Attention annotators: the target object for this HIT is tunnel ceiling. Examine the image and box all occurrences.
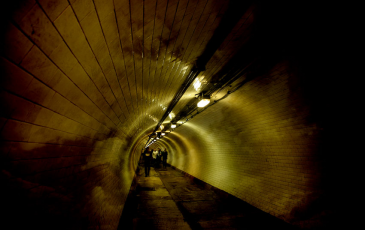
[2,0,258,142]
[1,1,335,229]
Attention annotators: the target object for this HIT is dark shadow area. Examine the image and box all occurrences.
[119,162,298,230]
[117,165,143,230]
[1,136,130,230]
[167,165,298,230]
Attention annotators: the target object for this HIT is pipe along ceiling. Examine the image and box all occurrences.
[1,0,339,229]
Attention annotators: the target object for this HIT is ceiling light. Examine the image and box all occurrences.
[171,122,176,128]
[193,78,202,91]
[197,93,210,107]
[161,132,165,136]
[169,112,175,119]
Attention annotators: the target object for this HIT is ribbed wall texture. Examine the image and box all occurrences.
[1,1,337,229]
[0,1,138,229]
[0,60,137,228]
[159,59,331,228]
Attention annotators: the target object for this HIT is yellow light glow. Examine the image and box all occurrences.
[171,124,176,128]
[193,78,202,91]
[169,112,175,119]
[197,99,210,107]
[162,133,165,136]
[148,114,158,122]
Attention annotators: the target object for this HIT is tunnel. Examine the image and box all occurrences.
[0,0,344,229]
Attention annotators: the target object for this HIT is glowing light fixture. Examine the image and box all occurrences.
[197,93,210,107]
[161,132,165,136]
[171,122,176,128]
[193,78,202,91]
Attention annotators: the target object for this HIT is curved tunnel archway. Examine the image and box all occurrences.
[1,1,339,229]
[130,59,328,225]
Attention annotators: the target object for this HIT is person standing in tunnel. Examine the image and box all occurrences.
[162,148,168,169]
[156,148,162,168]
[143,147,152,177]
[139,148,144,165]
[152,148,158,167]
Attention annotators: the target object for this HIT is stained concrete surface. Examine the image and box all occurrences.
[119,164,297,230]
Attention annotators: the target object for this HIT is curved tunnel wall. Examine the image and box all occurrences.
[1,0,333,229]
[1,58,137,229]
[155,60,328,226]
[0,2,139,229]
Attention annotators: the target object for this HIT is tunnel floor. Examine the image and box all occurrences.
[118,164,297,230]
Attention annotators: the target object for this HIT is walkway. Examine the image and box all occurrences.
[118,164,296,230]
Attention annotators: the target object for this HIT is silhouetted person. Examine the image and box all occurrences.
[156,148,162,168]
[152,149,158,167]
[162,148,168,169]
[143,147,152,177]
[139,148,144,165]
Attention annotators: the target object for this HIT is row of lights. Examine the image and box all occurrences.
[169,92,210,127]
[146,93,211,148]
[165,93,211,133]
[146,131,169,148]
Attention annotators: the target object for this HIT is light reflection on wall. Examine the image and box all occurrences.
[193,78,202,91]
[169,112,175,119]
[147,114,159,123]
[170,121,232,183]
[164,133,192,170]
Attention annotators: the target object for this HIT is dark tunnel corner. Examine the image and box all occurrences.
[0,126,137,230]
